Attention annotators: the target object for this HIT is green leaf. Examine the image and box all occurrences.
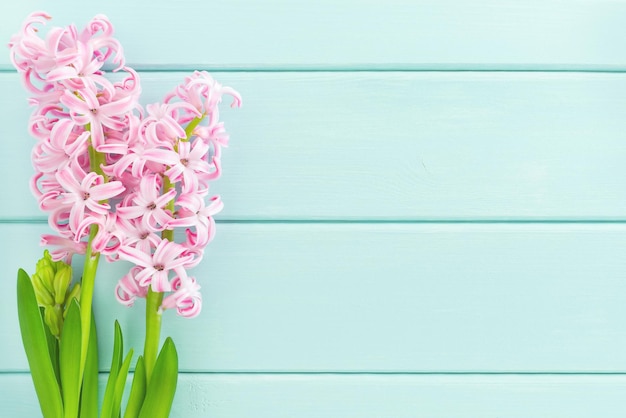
[102,320,124,418]
[138,338,178,418]
[112,349,134,417]
[60,299,82,418]
[124,356,146,418]
[17,268,64,418]
[80,313,99,418]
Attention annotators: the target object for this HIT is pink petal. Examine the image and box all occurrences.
[118,245,153,268]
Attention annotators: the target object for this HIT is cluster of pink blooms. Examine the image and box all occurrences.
[9,12,241,318]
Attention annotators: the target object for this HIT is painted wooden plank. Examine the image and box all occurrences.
[3,373,626,417]
[2,1,626,70]
[2,223,626,372]
[3,71,626,221]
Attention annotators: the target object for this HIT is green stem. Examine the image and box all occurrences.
[162,176,176,223]
[79,132,105,382]
[183,115,204,141]
[143,288,163,384]
[143,116,203,383]
[87,135,108,181]
[79,219,100,381]
[144,176,176,384]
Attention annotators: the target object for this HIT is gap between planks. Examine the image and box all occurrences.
[3,66,626,74]
[5,371,626,376]
[3,219,626,225]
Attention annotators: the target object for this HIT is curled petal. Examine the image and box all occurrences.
[161,274,202,318]
[115,266,148,307]
[41,233,86,263]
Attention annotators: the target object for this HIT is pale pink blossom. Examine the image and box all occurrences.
[169,194,222,248]
[115,266,148,306]
[40,233,87,263]
[75,212,124,260]
[144,138,213,192]
[141,102,200,146]
[60,87,135,152]
[194,122,230,159]
[118,239,194,292]
[103,137,152,179]
[110,67,141,104]
[116,174,175,230]
[8,12,55,73]
[31,119,89,173]
[34,173,63,209]
[46,41,115,97]
[115,216,161,255]
[11,12,241,318]
[79,14,125,71]
[55,165,125,232]
[160,274,202,318]
[165,70,242,121]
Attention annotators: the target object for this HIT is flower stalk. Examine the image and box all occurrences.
[79,224,100,379]
[144,288,163,384]
[79,126,106,379]
[143,173,172,383]
[184,115,204,140]
[143,113,204,382]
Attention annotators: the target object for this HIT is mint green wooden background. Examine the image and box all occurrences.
[2,1,626,416]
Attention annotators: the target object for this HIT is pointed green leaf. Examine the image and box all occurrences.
[124,356,146,418]
[80,313,99,418]
[17,268,64,418]
[102,321,124,418]
[112,349,134,418]
[60,299,81,418]
[138,338,178,418]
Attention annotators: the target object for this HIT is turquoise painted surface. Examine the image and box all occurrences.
[2,1,626,70]
[7,374,626,417]
[3,72,626,221]
[1,1,626,417]
[2,223,626,373]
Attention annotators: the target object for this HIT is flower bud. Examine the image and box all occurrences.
[32,273,54,306]
[64,283,81,319]
[36,265,56,295]
[33,250,76,338]
[44,305,62,338]
[36,250,56,272]
[53,265,72,305]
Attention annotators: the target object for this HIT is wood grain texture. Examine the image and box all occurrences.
[3,72,626,221]
[2,0,626,70]
[4,373,626,418]
[2,1,626,415]
[2,223,626,373]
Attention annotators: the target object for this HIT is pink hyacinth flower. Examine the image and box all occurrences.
[116,174,176,231]
[115,266,148,307]
[168,194,223,248]
[60,86,135,152]
[118,238,194,292]
[56,165,125,232]
[41,233,87,263]
[32,119,89,173]
[143,138,212,193]
[160,273,202,318]
[115,216,162,255]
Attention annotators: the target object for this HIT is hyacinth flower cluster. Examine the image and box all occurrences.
[10,12,240,418]
[12,12,241,316]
